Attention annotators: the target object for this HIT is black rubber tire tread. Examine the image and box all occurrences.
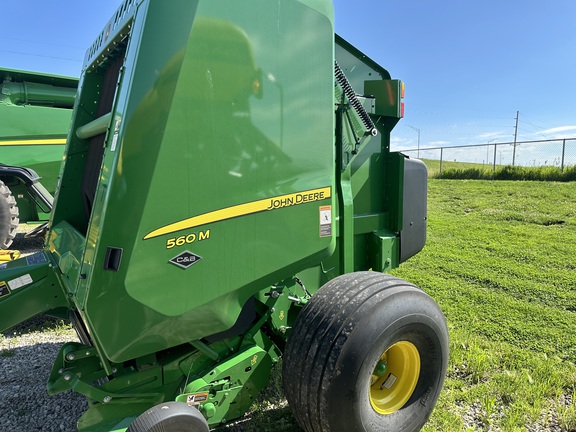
[126,402,209,432]
[0,180,19,249]
[283,271,449,432]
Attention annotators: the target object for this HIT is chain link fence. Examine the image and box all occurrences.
[399,138,576,176]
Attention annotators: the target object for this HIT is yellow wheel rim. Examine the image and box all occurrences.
[369,341,421,415]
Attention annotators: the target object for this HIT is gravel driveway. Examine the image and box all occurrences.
[0,229,85,431]
[0,320,85,431]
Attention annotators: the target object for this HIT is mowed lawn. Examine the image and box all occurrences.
[391,179,576,430]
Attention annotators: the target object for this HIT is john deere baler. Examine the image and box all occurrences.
[0,1,448,431]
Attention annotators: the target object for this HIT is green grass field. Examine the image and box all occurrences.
[421,158,576,182]
[421,158,489,177]
[391,179,576,430]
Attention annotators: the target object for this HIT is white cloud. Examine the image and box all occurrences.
[390,136,415,150]
[478,132,502,139]
[540,125,576,136]
[476,131,509,141]
[391,136,409,145]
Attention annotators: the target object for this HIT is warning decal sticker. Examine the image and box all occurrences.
[8,274,33,290]
[186,392,209,407]
[319,205,332,237]
[26,252,48,266]
[0,281,10,298]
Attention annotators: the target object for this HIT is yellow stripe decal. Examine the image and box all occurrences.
[144,186,331,240]
[0,139,66,146]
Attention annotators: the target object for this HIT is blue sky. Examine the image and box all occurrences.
[333,0,576,150]
[3,1,576,152]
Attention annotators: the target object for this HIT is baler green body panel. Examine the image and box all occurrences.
[50,0,335,363]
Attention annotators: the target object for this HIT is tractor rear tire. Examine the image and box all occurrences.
[0,180,19,249]
[127,402,209,432]
[283,271,448,432]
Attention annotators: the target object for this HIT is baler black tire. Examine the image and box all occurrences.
[126,402,209,432]
[282,271,449,432]
[0,180,19,249]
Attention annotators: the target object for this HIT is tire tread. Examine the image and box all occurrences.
[283,272,445,432]
[0,180,19,249]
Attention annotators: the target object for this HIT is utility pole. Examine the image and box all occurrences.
[487,139,495,168]
[406,125,421,158]
[512,110,519,166]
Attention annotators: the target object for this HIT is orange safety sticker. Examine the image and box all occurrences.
[186,392,209,407]
[319,205,332,237]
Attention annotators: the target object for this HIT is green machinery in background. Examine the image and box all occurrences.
[0,68,77,247]
[0,1,448,431]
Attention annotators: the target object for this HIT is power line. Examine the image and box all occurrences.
[518,112,550,132]
[0,35,83,50]
[0,49,81,63]
[517,126,549,140]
